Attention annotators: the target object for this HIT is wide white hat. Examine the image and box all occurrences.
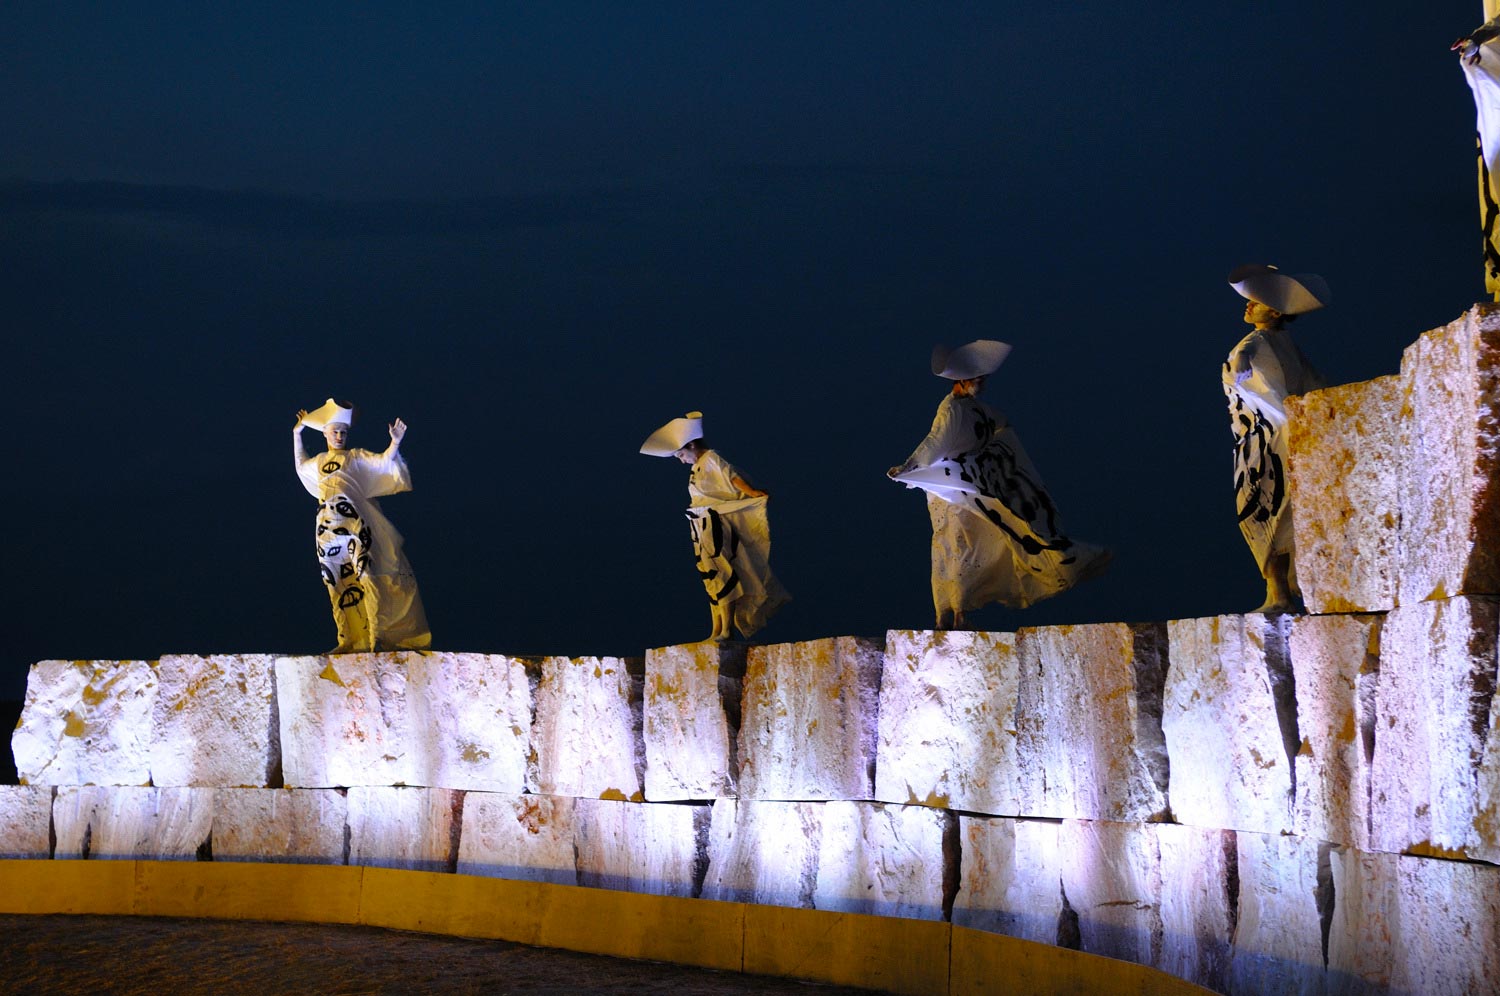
[640,411,705,457]
[302,398,355,431]
[1228,264,1330,316]
[931,339,1012,380]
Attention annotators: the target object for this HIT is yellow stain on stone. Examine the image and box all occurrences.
[318,663,345,686]
[459,742,491,763]
[62,711,87,737]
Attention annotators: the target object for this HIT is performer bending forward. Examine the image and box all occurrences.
[294,398,431,653]
[641,412,790,641]
[889,339,1109,629]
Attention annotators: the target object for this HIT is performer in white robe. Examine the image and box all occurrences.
[889,340,1109,629]
[1224,265,1328,613]
[1454,3,1500,298]
[641,412,790,641]
[294,398,431,653]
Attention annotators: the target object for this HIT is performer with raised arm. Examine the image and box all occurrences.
[641,412,790,642]
[294,398,430,653]
[888,340,1109,630]
[1223,265,1328,613]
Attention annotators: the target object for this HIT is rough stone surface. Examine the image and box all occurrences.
[951,816,1063,946]
[346,786,461,872]
[210,788,347,864]
[276,652,532,791]
[1397,305,1500,604]
[1287,375,1402,614]
[738,637,883,801]
[150,654,280,788]
[1016,622,1170,822]
[52,785,213,860]
[700,798,821,909]
[1289,614,1382,851]
[643,642,744,801]
[12,659,157,786]
[1228,830,1330,996]
[811,801,949,920]
[1058,819,1162,970]
[574,798,708,897]
[529,655,644,800]
[1164,614,1298,835]
[1155,823,1235,994]
[873,629,1020,815]
[0,785,54,859]
[1369,596,1499,857]
[456,792,577,885]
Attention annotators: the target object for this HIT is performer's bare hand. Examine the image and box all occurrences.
[294,409,308,429]
[388,418,407,446]
[1455,22,1500,65]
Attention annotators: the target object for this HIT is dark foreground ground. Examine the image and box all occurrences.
[0,915,889,995]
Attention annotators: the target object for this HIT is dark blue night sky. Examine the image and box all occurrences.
[2,3,1486,699]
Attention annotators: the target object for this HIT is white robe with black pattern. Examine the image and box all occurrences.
[685,449,790,639]
[893,393,1108,614]
[296,446,431,652]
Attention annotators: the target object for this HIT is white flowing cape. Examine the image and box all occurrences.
[1463,25,1500,294]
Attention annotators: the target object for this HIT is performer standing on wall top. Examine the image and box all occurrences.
[641,412,790,642]
[888,339,1109,630]
[1454,3,1500,299]
[294,398,431,653]
[1224,265,1328,613]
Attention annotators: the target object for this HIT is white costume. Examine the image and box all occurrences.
[893,392,1108,615]
[294,438,430,653]
[1458,5,1500,295]
[685,450,790,639]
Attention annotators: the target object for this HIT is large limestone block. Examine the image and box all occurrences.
[210,788,347,864]
[1165,615,1297,835]
[12,659,157,786]
[873,629,1020,815]
[1017,622,1170,822]
[1287,375,1402,613]
[456,792,577,885]
[643,643,744,801]
[150,654,280,788]
[951,816,1063,946]
[346,786,461,872]
[1289,614,1381,850]
[1156,823,1235,994]
[0,786,54,859]
[1058,819,1163,969]
[53,786,213,860]
[529,655,643,800]
[277,652,532,791]
[1370,596,1499,856]
[811,801,950,920]
[1397,304,1500,603]
[738,637,883,801]
[1228,830,1330,996]
[574,798,708,897]
[700,798,821,909]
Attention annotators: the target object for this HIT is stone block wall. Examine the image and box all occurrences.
[6,304,1499,995]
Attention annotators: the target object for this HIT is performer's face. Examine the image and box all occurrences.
[323,423,349,449]
[1243,300,1282,328]
[674,445,697,465]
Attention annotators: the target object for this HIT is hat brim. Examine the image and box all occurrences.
[1229,264,1330,316]
[932,339,1012,380]
[640,413,704,457]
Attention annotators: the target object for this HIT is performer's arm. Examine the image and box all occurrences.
[293,410,310,465]
[384,417,407,456]
[1454,16,1500,64]
[731,473,768,499]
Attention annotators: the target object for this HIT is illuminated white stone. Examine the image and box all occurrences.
[12,659,157,786]
[812,801,949,920]
[529,655,644,800]
[642,642,744,800]
[210,788,346,864]
[1058,819,1162,968]
[874,629,1020,814]
[456,792,577,885]
[276,652,531,791]
[1227,830,1328,996]
[574,797,707,897]
[1164,615,1296,835]
[53,785,212,860]
[737,637,882,801]
[0,785,53,859]
[1289,614,1381,850]
[1156,823,1235,993]
[700,798,820,908]
[346,786,461,871]
[1397,306,1500,604]
[1017,622,1170,822]
[951,816,1063,945]
[150,654,279,788]
[1370,596,1499,856]
[1286,375,1402,613]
